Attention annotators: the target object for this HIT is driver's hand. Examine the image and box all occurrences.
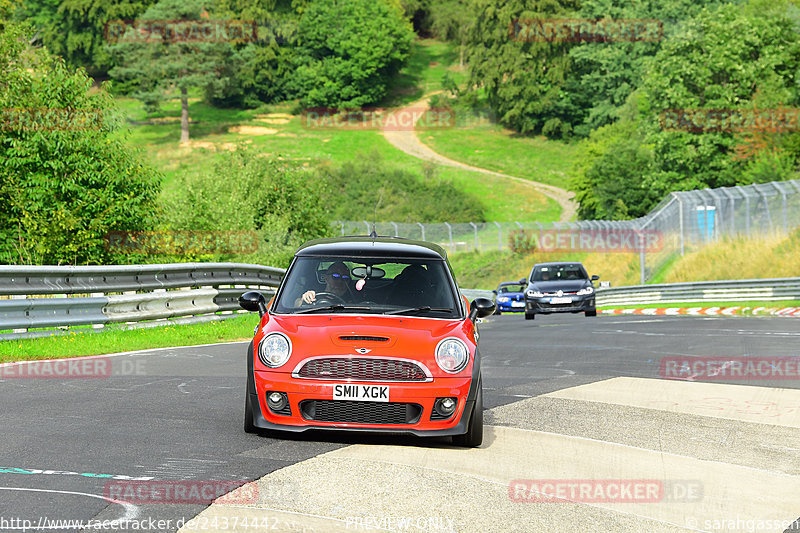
[301,290,316,304]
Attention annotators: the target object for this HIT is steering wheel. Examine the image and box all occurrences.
[314,292,347,305]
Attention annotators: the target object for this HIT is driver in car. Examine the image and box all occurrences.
[295,261,355,306]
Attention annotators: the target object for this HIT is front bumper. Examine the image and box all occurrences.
[525,295,595,314]
[249,371,477,436]
[496,300,526,312]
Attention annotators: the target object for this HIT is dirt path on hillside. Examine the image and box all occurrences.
[381,94,578,222]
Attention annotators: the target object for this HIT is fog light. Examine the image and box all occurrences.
[435,397,458,417]
[267,391,287,411]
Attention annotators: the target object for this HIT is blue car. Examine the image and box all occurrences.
[492,279,527,314]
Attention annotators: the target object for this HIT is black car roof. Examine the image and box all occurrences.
[533,262,585,267]
[295,236,447,260]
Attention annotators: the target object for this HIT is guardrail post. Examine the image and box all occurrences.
[673,193,684,256]
[11,294,27,334]
[91,293,105,329]
[469,222,478,251]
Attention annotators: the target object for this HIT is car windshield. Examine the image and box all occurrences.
[531,264,588,282]
[498,284,525,293]
[273,256,460,317]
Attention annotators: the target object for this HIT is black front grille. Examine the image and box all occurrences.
[299,400,422,424]
[297,358,428,381]
[339,335,389,342]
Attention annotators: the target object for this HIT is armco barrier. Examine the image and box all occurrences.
[0,264,496,339]
[596,277,800,307]
[0,263,285,338]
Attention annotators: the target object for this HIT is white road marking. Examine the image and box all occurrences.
[0,486,138,528]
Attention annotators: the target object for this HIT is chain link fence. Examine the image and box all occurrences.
[335,178,800,283]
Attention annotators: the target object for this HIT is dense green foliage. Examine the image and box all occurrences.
[14,0,157,78]
[574,2,800,219]
[290,0,414,107]
[0,22,161,264]
[313,154,486,223]
[162,151,332,268]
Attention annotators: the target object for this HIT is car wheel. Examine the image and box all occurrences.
[453,381,483,447]
[525,312,535,320]
[585,310,597,317]
[244,393,257,434]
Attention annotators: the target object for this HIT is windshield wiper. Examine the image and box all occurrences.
[384,306,454,316]
[295,305,372,314]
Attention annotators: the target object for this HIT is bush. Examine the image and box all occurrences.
[290,0,414,108]
[508,230,537,255]
[0,22,161,265]
[160,150,332,269]
[313,153,486,223]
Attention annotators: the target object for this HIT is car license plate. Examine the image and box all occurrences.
[511,301,525,307]
[549,297,572,304]
[333,384,389,402]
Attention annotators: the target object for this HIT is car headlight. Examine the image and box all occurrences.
[497,296,510,303]
[526,289,544,298]
[577,286,594,295]
[435,338,469,374]
[258,333,291,368]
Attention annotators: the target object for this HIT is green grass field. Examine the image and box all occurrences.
[421,116,580,190]
[0,315,257,362]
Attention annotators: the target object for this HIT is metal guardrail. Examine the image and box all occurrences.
[0,263,285,338]
[596,277,800,306]
[0,263,496,339]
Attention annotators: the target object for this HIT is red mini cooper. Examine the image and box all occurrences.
[238,236,495,447]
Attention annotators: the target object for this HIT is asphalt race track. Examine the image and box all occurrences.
[1,313,800,533]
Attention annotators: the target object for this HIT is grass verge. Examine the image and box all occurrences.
[0,315,258,362]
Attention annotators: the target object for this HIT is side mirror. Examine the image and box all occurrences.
[591,275,600,281]
[491,289,497,295]
[469,297,496,321]
[239,291,267,316]
[518,278,526,284]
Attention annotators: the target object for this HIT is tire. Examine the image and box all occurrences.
[525,312,535,320]
[453,382,483,447]
[244,393,257,434]
[585,310,597,317]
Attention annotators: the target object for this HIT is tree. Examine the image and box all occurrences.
[462,0,580,137]
[0,22,161,264]
[428,0,470,66]
[208,0,298,107]
[108,0,238,142]
[161,150,332,268]
[290,0,414,108]
[13,0,156,78]
[640,3,800,198]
